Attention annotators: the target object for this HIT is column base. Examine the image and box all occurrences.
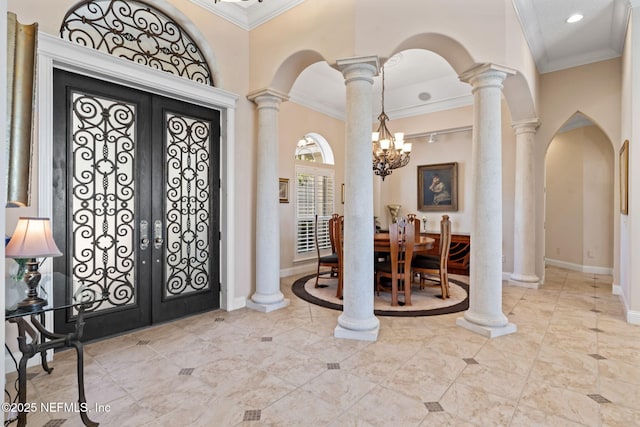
[334,324,379,341]
[246,298,290,313]
[456,317,517,338]
[509,273,539,288]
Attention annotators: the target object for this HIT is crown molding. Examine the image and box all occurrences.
[289,91,473,122]
[190,0,305,31]
[387,95,473,120]
[538,48,621,74]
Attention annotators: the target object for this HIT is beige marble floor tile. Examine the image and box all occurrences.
[510,403,589,426]
[256,345,328,386]
[519,380,600,426]
[473,343,536,377]
[135,376,214,418]
[599,377,640,410]
[528,358,598,394]
[343,385,428,426]
[259,388,339,426]
[439,382,517,426]
[598,358,640,386]
[418,411,478,426]
[215,369,298,410]
[456,363,528,401]
[536,343,598,373]
[600,403,640,427]
[403,347,468,381]
[384,362,454,402]
[301,369,378,412]
[84,394,158,426]
[92,341,162,372]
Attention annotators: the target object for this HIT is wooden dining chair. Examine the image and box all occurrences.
[332,215,344,299]
[412,214,451,299]
[406,213,421,240]
[314,214,339,288]
[375,220,415,306]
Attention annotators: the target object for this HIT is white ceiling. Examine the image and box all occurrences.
[195,0,629,128]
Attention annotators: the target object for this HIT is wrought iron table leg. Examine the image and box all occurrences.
[16,354,29,427]
[71,340,98,427]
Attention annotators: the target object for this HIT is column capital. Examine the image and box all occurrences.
[247,88,289,108]
[336,56,379,85]
[512,118,541,134]
[459,63,516,88]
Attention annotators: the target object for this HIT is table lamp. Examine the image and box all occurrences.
[5,217,62,310]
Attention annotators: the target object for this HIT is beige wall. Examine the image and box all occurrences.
[277,102,346,274]
[545,126,614,270]
[536,58,622,281]
[620,7,640,319]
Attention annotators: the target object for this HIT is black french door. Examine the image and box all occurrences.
[53,70,220,340]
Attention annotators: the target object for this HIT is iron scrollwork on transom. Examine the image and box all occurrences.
[60,0,213,86]
[165,113,212,297]
[71,90,137,311]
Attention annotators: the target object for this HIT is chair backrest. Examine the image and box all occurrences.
[439,215,451,271]
[329,215,344,259]
[332,215,345,298]
[406,213,421,241]
[315,213,339,258]
[328,213,339,253]
[389,220,415,282]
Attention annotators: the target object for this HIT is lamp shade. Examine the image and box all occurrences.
[5,217,62,258]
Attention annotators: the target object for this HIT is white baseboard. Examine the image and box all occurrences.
[226,296,246,311]
[544,258,613,275]
[627,309,640,325]
[280,263,315,278]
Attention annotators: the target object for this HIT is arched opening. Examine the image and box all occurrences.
[293,133,336,261]
[544,112,614,275]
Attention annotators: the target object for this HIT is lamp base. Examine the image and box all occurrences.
[17,260,48,311]
[17,296,48,311]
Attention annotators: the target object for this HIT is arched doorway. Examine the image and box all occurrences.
[544,112,614,275]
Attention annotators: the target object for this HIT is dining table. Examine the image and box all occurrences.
[373,233,435,253]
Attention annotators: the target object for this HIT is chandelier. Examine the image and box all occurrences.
[372,66,411,180]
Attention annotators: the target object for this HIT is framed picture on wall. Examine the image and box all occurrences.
[417,162,458,212]
[620,140,629,215]
[279,178,289,203]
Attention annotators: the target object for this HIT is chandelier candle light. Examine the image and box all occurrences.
[372,65,411,180]
[5,217,62,310]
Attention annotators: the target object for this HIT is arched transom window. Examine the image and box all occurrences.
[60,0,213,86]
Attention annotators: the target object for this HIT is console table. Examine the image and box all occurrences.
[5,299,104,427]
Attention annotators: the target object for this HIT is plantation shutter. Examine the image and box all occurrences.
[295,166,334,255]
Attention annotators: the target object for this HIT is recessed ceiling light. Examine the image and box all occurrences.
[566,14,583,24]
[418,92,431,101]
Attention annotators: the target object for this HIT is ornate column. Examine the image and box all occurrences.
[334,56,380,341]
[246,89,290,312]
[510,119,541,287]
[457,64,516,338]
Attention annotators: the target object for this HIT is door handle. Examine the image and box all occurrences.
[140,220,149,250]
[154,220,164,249]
